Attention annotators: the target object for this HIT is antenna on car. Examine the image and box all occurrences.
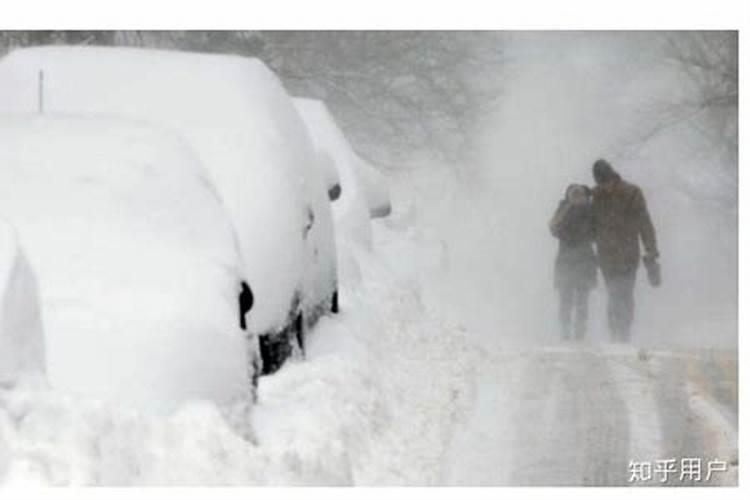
[38,70,44,114]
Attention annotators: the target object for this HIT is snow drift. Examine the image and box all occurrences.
[0,220,46,387]
[0,116,250,414]
[0,187,479,484]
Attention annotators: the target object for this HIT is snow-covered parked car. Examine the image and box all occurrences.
[0,46,338,374]
[0,116,255,414]
[0,219,46,388]
[293,98,391,249]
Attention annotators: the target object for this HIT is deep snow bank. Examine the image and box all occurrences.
[0,220,45,387]
[0,165,479,484]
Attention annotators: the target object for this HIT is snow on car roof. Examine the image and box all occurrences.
[293,98,358,182]
[0,45,313,334]
[0,115,248,414]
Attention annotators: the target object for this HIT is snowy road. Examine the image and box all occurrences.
[445,345,738,486]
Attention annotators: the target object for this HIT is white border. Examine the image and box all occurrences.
[1,0,747,499]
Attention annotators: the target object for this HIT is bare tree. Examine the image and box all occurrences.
[617,32,737,212]
[646,32,737,163]
[113,31,266,57]
[261,31,507,167]
[0,31,115,55]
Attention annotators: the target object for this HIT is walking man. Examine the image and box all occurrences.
[591,159,659,342]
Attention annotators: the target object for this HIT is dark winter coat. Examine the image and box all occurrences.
[550,201,597,290]
[591,176,658,276]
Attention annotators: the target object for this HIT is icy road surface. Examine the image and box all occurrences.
[444,345,738,486]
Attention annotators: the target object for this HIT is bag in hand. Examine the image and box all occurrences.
[643,256,661,287]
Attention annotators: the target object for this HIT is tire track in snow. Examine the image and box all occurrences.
[684,354,738,486]
[603,346,665,485]
[509,349,580,486]
[685,382,739,485]
[445,345,737,486]
[509,347,631,486]
[648,353,706,486]
[605,348,738,487]
[442,351,525,485]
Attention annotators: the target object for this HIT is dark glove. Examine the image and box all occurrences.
[643,255,661,287]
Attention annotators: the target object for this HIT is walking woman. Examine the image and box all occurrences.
[549,184,597,340]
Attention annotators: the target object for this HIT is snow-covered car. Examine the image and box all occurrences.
[0,219,46,388]
[293,98,391,249]
[0,116,255,414]
[0,46,338,374]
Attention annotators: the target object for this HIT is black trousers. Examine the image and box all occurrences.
[601,267,637,342]
[558,283,590,340]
